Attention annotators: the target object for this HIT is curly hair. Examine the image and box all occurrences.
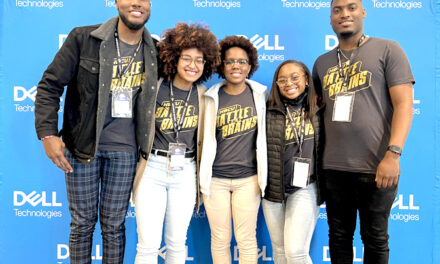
[158,22,220,84]
[217,36,259,79]
[268,60,319,119]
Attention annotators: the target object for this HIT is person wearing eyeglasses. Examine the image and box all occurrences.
[132,22,219,264]
[262,60,324,264]
[199,35,268,264]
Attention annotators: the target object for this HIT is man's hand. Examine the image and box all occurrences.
[375,151,400,188]
[42,136,73,173]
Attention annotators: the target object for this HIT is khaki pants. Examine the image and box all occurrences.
[203,175,261,264]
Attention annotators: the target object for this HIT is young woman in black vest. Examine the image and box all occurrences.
[263,60,324,264]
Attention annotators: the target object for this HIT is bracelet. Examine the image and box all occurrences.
[41,135,55,141]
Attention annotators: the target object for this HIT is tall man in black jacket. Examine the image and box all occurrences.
[34,0,158,263]
[312,0,414,263]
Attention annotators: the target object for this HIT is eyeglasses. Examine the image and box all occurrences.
[276,74,305,86]
[223,59,249,66]
[180,55,206,66]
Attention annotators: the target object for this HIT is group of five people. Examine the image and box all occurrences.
[34,0,414,263]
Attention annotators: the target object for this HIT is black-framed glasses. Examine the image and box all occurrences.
[223,59,249,66]
[180,55,206,66]
[276,74,305,86]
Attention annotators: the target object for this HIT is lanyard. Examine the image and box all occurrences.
[336,35,365,91]
[170,81,193,142]
[114,30,143,79]
[285,105,305,156]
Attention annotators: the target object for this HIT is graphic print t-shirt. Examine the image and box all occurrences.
[152,80,199,152]
[312,38,414,173]
[212,85,258,179]
[99,39,145,152]
[283,104,315,193]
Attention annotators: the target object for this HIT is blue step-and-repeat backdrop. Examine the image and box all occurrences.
[1,0,439,263]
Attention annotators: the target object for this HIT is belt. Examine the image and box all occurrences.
[141,149,195,159]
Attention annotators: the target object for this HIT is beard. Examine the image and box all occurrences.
[119,11,150,31]
[339,31,355,39]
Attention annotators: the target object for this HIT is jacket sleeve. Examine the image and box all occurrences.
[34,27,82,139]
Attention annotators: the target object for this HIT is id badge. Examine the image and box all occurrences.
[112,88,132,118]
[332,92,355,122]
[168,143,186,172]
[292,157,311,188]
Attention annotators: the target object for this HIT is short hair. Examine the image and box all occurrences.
[217,36,259,79]
[268,60,319,119]
[331,0,363,6]
[158,22,220,84]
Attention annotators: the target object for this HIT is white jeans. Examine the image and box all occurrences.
[134,153,196,264]
[262,183,320,264]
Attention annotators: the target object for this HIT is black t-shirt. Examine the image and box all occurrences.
[312,37,415,173]
[283,103,315,194]
[152,80,199,151]
[98,39,145,152]
[212,85,258,178]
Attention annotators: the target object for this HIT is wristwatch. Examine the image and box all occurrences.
[387,145,402,156]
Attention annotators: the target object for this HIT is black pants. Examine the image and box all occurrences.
[324,170,398,264]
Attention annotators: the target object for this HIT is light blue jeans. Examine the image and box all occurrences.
[134,153,197,264]
[262,183,320,264]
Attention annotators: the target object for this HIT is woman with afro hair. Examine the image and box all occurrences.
[132,22,219,264]
[200,36,268,264]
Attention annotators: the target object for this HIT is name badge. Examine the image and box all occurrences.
[112,88,132,118]
[168,143,186,172]
[332,92,355,122]
[292,157,311,188]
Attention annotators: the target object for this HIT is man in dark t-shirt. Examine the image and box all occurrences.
[34,1,158,263]
[312,0,414,263]
[99,40,145,152]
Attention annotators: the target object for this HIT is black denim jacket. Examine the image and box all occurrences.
[35,17,158,163]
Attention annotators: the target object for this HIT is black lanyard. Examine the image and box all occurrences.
[336,35,365,90]
[170,81,193,142]
[286,105,305,156]
[114,30,143,79]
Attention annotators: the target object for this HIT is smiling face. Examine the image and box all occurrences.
[330,0,365,39]
[277,63,308,100]
[116,0,151,31]
[223,47,251,87]
[173,48,205,89]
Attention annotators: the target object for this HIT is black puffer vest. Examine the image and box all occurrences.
[264,104,325,205]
